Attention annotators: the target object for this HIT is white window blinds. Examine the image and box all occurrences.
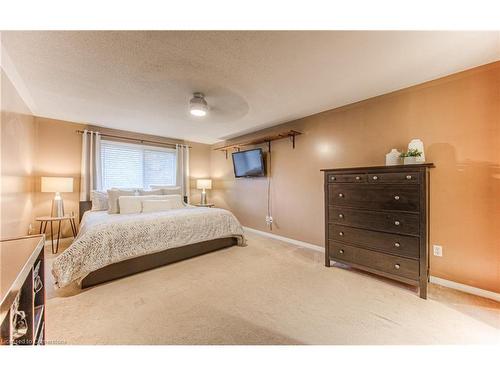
[100,140,176,190]
[144,148,176,188]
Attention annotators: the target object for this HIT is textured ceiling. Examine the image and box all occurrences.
[2,31,499,144]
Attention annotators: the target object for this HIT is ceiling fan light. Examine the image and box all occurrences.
[189,92,208,117]
[190,109,207,117]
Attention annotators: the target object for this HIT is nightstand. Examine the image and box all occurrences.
[35,215,77,254]
[194,203,215,208]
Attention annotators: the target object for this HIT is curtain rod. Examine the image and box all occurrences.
[76,130,191,148]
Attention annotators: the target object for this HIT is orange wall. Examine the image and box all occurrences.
[33,117,86,237]
[187,140,212,204]
[0,69,36,239]
[211,62,500,293]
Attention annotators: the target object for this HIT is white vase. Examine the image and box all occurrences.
[385,149,401,166]
[408,139,425,163]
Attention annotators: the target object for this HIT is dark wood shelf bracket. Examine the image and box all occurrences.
[214,130,302,159]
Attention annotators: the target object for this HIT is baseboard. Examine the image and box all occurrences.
[429,276,500,302]
[243,226,324,252]
[243,226,500,302]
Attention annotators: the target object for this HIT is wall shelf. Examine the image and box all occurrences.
[214,130,302,158]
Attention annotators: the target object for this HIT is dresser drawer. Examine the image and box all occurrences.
[328,224,419,258]
[329,242,420,280]
[327,173,366,183]
[367,172,419,184]
[329,184,420,212]
[330,207,419,236]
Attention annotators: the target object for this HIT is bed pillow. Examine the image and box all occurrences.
[141,200,173,213]
[138,189,164,196]
[118,195,168,214]
[162,194,185,209]
[118,196,143,214]
[107,189,138,214]
[140,195,184,213]
[90,190,109,211]
[149,185,182,196]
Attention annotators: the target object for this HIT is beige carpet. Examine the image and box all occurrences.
[45,232,500,344]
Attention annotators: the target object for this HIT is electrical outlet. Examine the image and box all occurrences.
[433,245,443,257]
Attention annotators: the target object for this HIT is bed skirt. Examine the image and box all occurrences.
[81,237,238,288]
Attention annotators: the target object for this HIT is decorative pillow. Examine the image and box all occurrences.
[149,185,182,196]
[141,200,173,213]
[107,189,138,214]
[117,195,168,214]
[91,190,109,211]
[118,196,143,214]
[138,189,164,196]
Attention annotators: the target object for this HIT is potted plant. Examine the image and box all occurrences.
[400,148,423,165]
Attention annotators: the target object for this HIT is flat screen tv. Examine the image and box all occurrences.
[232,148,266,178]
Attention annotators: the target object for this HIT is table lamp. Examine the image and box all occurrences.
[196,179,212,205]
[41,177,74,217]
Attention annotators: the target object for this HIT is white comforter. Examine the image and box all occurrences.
[52,207,245,287]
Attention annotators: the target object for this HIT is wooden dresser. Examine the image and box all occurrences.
[1,235,46,345]
[322,164,434,298]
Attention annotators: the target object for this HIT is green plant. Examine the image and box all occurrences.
[400,148,422,158]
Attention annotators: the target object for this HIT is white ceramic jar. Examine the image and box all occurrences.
[385,149,401,166]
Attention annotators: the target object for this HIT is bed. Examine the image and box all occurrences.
[52,201,245,288]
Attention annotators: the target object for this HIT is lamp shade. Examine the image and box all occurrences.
[196,179,212,190]
[41,177,74,193]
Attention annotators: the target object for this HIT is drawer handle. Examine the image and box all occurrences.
[339,249,344,254]
[394,220,400,226]
[338,213,344,219]
[394,242,401,248]
[331,176,336,181]
[355,176,361,180]
[394,195,400,200]
[372,175,378,180]
[394,264,400,270]
[406,175,412,180]
[339,231,344,236]
[338,193,344,198]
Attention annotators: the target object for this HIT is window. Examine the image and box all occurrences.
[100,140,176,190]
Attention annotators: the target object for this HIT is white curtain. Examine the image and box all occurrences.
[80,130,102,201]
[176,144,190,203]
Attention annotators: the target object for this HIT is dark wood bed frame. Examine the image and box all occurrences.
[78,201,238,288]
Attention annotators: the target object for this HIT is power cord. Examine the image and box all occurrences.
[266,141,273,230]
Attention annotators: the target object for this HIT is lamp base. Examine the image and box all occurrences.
[51,198,65,217]
[200,190,207,205]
